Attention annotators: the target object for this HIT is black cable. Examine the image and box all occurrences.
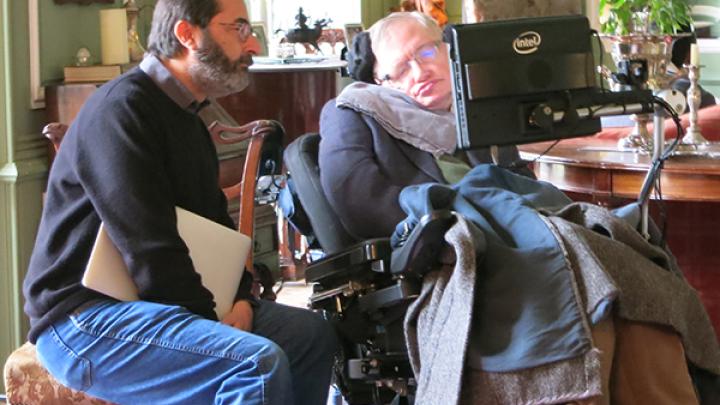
[655,97,683,244]
[634,96,683,240]
[520,91,683,237]
[654,174,668,245]
[272,174,284,189]
[522,139,561,169]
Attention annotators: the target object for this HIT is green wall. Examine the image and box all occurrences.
[361,0,399,28]
[40,1,123,82]
[1,0,50,394]
[39,0,159,82]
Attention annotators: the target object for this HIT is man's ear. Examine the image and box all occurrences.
[173,19,200,52]
[372,68,383,85]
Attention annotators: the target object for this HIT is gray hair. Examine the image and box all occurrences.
[147,0,220,58]
[368,12,443,55]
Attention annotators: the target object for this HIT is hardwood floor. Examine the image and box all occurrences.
[274,280,313,309]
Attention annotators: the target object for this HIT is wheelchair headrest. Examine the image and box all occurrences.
[283,133,357,255]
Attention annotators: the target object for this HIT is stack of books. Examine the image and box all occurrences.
[63,63,137,83]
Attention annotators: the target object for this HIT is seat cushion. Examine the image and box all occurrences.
[4,342,113,405]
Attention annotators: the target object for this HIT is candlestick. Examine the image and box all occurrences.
[100,9,130,65]
[125,0,145,62]
[682,63,708,145]
[690,43,700,66]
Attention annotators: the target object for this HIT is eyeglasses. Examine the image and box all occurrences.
[378,42,442,83]
[215,20,252,42]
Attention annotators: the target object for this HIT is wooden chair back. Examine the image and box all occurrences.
[207,119,281,271]
[42,123,68,153]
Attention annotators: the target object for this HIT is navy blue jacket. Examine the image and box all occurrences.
[319,99,532,239]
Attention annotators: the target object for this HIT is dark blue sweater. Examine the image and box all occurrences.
[24,68,252,343]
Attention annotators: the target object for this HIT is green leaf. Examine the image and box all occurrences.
[598,0,692,35]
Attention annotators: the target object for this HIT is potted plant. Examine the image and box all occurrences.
[598,0,695,151]
[599,0,694,36]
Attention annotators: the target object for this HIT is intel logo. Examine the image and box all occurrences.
[513,31,541,54]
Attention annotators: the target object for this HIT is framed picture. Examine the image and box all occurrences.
[343,23,364,49]
[251,23,269,56]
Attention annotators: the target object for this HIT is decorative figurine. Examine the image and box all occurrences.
[75,47,92,66]
[276,8,331,54]
[295,7,309,30]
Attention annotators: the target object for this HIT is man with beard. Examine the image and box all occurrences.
[22,0,337,404]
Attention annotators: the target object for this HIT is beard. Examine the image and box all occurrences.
[189,32,253,98]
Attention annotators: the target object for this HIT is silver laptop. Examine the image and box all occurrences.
[82,207,251,318]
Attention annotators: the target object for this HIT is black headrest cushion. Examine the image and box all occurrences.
[347,31,376,84]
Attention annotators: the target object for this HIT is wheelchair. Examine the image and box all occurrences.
[284,133,456,405]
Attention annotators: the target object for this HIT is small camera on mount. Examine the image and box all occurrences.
[612,59,649,88]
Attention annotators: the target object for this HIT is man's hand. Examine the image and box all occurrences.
[221,300,254,331]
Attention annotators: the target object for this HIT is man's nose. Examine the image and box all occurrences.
[409,60,428,81]
[244,35,261,55]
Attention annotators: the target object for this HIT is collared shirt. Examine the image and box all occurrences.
[435,152,472,185]
[139,54,210,114]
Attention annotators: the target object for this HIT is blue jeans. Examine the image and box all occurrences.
[35,299,338,405]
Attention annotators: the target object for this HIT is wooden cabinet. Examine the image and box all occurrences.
[45,81,100,124]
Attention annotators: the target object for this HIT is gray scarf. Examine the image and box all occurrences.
[336,82,456,157]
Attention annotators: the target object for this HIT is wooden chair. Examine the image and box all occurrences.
[209,118,283,281]
[4,118,281,405]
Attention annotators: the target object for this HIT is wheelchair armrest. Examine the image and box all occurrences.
[307,210,457,284]
[305,238,392,284]
[390,210,457,276]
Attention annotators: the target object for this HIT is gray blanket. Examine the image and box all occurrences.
[404,202,720,405]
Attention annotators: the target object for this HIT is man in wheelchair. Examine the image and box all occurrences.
[284,12,720,405]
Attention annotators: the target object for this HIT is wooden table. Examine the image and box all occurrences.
[520,138,720,202]
[520,137,720,335]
